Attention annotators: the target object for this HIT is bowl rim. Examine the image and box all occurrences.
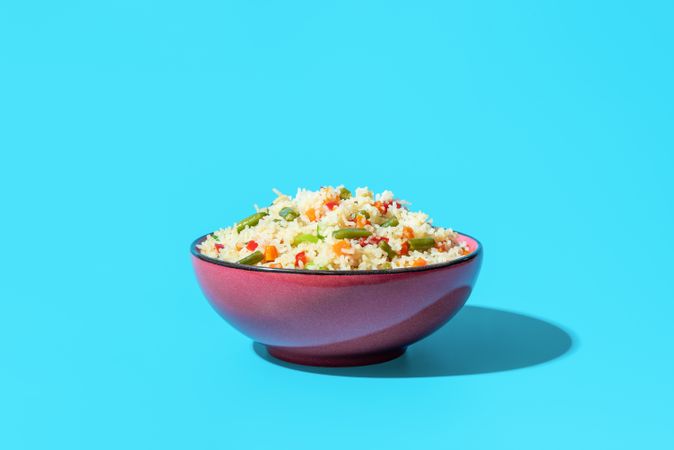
[190,231,482,276]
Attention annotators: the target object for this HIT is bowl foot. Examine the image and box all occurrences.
[265,345,406,367]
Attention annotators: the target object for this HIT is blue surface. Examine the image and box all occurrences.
[1,1,673,449]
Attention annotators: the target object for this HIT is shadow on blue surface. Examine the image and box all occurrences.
[253,306,574,377]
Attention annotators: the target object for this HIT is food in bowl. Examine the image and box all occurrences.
[197,186,472,270]
[190,188,484,366]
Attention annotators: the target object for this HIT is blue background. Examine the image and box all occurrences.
[1,1,673,449]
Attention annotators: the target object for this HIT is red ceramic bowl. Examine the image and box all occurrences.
[191,233,483,367]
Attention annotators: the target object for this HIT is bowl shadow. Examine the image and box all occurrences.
[253,306,574,377]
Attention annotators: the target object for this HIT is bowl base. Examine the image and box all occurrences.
[265,345,406,367]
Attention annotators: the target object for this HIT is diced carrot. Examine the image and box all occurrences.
[263,245,278,262]
[246,240,258,251]
[268,263,282,269]
[214,243,224,251]
[373,201,384,214]
[412,258,427,267]
[435,241,448,252]
[460,248,471,256]
[403,226,415,239]
[332,240,351,256]
[355,215,370,228]
[374,200,392,215]
[399,241,410,256]
[235,242,243,251]
[306,208,317,222]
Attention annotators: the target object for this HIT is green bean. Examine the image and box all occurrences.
[212,234,220,241]
[379,241,397,260]
[333,228,372,239]
[279,207,299,222]
[292,233,319,246]
[339,187,351,200]
[409,237,436,251]
[237,251,263,265]
[380,217,399,227]
[236,212,268,232]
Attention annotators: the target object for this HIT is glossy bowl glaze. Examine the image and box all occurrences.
[191,233,483,367]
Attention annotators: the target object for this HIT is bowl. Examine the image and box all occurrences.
[191,232,483,367]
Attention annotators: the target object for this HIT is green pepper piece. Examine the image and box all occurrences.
[409,237,436,251]
[236,212,268,232]
[238,251,264,265]
[279,207,299,222]
[339,187,351,200]
[292,233,320,246]
[333,228,372,239]
[379,241,397,260]
[380,217,399,227]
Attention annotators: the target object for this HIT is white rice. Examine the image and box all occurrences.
[197,186,471,270]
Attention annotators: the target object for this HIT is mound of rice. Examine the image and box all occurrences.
[197,186,471,270]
